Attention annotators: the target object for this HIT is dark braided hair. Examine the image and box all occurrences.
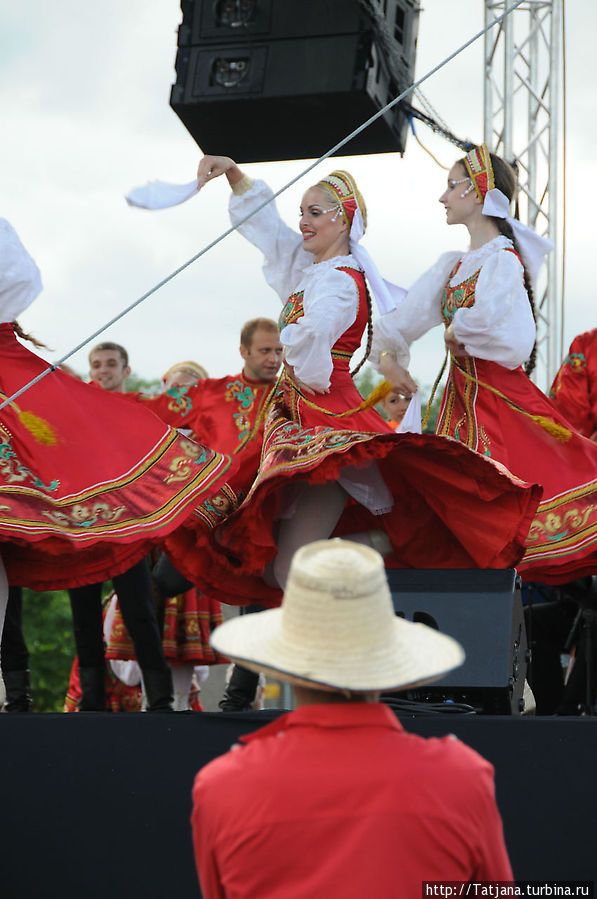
[494,217,537,377]
[458,151,538,377]
[12,320,47,349]
[351,284,373,377]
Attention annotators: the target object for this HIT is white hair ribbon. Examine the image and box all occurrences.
[349,206,406,316]
[483,188,554,283]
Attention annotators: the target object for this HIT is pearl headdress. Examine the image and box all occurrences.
[464,143,553,283]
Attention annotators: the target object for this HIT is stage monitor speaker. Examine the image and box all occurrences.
[385,569,529,715]
[170,0,421,162]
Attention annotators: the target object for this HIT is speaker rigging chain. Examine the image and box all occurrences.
[0,0,525,413]
[413,87,451,134]
[405,104,475,154]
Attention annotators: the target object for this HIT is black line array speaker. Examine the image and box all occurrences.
[385,569,529,715]
[170,0,421,162]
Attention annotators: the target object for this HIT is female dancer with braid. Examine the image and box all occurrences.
[163,155,540,612]
[373,145,597,584]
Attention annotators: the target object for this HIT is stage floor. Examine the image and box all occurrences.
[1,712,595,897]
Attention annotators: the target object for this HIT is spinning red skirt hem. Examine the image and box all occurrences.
[0,325,235,590]
[165,374,541,609]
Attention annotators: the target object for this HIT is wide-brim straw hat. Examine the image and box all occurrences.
[211,539,465,693]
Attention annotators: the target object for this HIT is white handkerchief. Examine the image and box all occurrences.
[397,389,422,434]
[125,179,200,209]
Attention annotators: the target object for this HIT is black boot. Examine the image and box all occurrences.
[142,667,175,712]
[219,664,260,712]
[2,669,33,713]
[78,666,107,711]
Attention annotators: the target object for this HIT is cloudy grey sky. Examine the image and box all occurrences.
[2,0,593,393]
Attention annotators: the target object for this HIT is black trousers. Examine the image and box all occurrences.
[1,587,29,673]
[68,557,167,672]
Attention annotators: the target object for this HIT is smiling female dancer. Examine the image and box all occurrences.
[373,144,597,584]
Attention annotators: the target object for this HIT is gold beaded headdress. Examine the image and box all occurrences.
[463,144,495,200]
[316,170,365,228]
[162,360,208,382]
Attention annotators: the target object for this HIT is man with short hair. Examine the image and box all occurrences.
[88,342,131,393]
[68,341,175,711]
[139,318,282,489]
[191,539,514,897]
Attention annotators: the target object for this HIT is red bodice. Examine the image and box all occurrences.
[279,266,369,376]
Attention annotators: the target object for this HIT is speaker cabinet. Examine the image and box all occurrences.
[170,0,421,162]
[385,569,529,715]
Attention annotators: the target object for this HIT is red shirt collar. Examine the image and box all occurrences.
[240,369,276,388]
[239,703,403,746]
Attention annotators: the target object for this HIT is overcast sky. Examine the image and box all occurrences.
[3,0,594,394]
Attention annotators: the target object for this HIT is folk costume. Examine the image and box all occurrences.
[164,172,540,608]
[65,591,208,712]
[372,146,597,584]
[64,653,145,713]
[137,370,275,498]
[0,218,235,591]
[106,586,224,666]
[550,328,597,440]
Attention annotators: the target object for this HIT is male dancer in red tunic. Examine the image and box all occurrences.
[142,319,283,710]
[550,327,597,441]
[67,341,176,711]
[139,318,282,497]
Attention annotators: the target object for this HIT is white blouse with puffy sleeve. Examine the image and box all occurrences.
[0,218,42,323]
[229,180,361,391]
[371,236,536,372]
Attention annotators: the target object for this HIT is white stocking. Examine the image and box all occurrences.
[272,481,348,590]
[171,663,195,711]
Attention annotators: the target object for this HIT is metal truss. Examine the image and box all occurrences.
[484,0,563,389]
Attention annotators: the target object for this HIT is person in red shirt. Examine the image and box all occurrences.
[191,539,514,898]
[549,327,597,441]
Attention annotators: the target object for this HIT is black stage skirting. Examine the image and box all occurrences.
[0,712,595,898]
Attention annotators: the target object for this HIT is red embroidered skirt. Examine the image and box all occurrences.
[0,326,235,589]
[437,357,597,583]
[105,588,225,665]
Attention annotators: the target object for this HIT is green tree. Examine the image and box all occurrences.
[21,589,76,712]
[125,371,161,395]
